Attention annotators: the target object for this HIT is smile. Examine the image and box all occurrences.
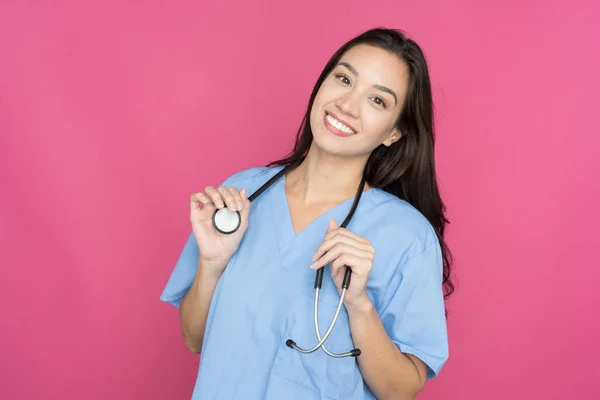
[324,112,357,135]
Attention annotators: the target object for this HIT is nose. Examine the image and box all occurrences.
[335,90,360,118]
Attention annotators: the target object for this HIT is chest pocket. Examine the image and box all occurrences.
[265,290,361,400]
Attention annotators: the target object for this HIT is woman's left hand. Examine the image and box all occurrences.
[310,218,375,310]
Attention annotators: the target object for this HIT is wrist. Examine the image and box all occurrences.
[345,293,374,316]
[197,258,226,279]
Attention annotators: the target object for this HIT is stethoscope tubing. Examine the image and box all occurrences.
[213,157,363,358]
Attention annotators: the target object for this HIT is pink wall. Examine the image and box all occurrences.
[1,1,598,399]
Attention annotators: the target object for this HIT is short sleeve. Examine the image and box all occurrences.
[158,172,239,308]
[159,232,199,308]
[158,166,274,308]
[378,241,449,379]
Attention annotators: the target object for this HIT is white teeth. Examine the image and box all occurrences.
[326,114,356,135]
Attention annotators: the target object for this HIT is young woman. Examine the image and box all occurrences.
[160,27,454,400]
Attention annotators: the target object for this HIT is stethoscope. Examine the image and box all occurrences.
[212,158,363,358]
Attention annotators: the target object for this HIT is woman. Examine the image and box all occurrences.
[160,27,454,400]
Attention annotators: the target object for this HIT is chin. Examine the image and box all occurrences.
[310,132,348,157]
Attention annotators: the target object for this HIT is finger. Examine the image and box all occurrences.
[327,218,338,233]
[204,186,225,208]
[191,192,213,210]
[330,253,370,277]
[310,243,373,270]
[330,259,346,282]
[239,188,251,212]
[190,193,216,216]
[227,186,244,211]
[241,187,249,204]
[312,234,373,262]
[323,228,370,245]
[217,186,238,212]
[330,256,351,276]
[312,234,371,262]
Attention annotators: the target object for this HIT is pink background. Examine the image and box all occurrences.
[1,1,599,399]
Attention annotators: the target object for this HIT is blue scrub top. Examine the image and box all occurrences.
[160,166,448,400]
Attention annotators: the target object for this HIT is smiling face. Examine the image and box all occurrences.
[309,44,410,158]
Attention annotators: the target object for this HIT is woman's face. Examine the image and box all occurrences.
[309,44,409,157]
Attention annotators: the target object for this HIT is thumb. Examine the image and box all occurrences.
[239,188,252,218]
[327,218,338,232]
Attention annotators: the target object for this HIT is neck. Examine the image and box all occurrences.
[286,147,370,206]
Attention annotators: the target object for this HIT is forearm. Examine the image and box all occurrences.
[178,260,222,353]
[347,298,425,400]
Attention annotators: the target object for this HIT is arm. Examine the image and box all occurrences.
[312,221,448,398]
[347,297,428,400]
[178,259,223,353]
[177,182,250,353]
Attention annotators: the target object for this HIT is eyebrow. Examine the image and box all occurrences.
[337,61,398,106]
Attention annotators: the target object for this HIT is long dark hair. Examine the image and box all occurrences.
[268,27,455,303]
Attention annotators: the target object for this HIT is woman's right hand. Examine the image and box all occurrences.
[190,185,251,276]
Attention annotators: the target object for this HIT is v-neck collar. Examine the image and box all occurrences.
[270,169,373,251]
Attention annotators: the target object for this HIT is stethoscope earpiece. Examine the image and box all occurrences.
[212,207,242,234]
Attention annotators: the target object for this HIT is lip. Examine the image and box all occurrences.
[324,111,358,135]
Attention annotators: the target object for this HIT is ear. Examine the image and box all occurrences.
[382,126,402,147]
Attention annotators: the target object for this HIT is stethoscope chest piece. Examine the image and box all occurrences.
[212,207,241,234]
[209,158,363,358]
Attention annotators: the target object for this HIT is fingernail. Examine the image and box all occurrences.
[312,254,317,261]
[310,262,317,269]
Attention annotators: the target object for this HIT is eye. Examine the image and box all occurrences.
[372,97,387,108]
[335,73,351,86]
